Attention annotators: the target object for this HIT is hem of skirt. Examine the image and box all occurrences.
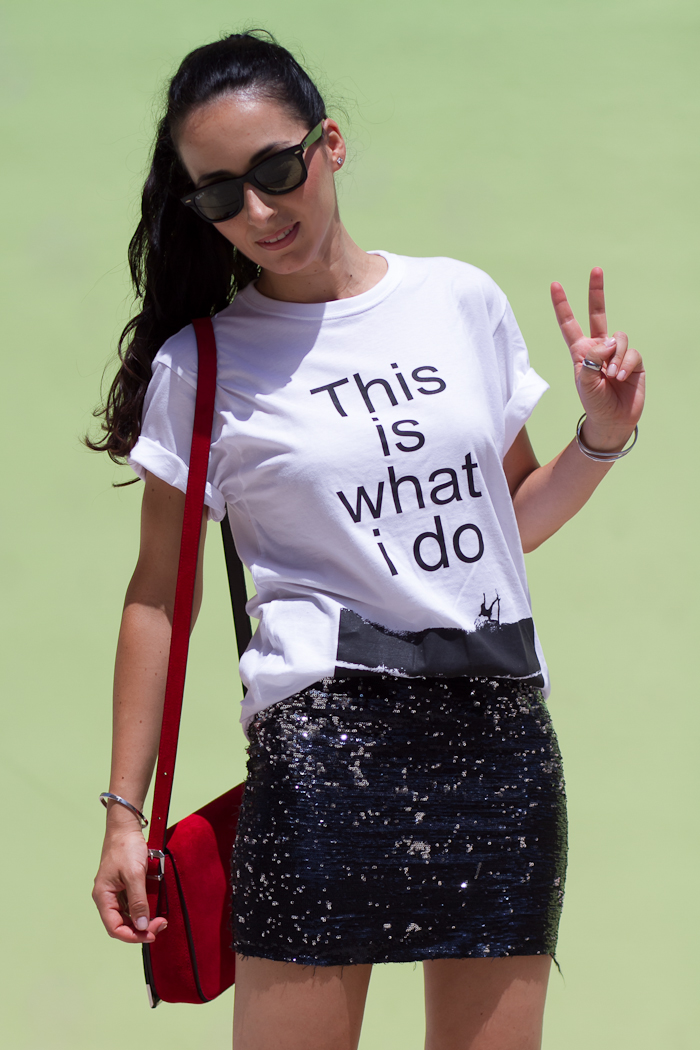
[234,944,557,967]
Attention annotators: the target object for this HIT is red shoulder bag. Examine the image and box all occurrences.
[141,317,251,1007]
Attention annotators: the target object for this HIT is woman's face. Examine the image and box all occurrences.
[176,93,345,276]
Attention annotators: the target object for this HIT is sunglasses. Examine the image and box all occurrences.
[180,120,325,224]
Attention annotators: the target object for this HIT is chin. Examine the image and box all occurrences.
[255,245,317,276]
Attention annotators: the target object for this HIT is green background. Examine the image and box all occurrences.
[1,0,697,1046]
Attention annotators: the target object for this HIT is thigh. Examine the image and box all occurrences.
[423,955,552,1050]
[232,954,373,1050]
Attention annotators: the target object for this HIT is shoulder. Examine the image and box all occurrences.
[151,322,198,388]
[393,254,508,328]
[151,300,245,384]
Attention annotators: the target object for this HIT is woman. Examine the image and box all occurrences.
[91,31,644,1050]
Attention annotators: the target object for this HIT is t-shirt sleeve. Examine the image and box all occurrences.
[128,359,227,521]
[493,301,549,455]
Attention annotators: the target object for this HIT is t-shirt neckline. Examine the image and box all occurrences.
[237,250,403,320]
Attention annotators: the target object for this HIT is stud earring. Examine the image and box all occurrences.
[336,157,343,165]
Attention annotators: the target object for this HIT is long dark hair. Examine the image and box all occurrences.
[87,31,327,464]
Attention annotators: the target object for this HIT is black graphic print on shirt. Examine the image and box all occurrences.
[335,608,543,684]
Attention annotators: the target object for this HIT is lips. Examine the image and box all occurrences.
[256,222,300,251]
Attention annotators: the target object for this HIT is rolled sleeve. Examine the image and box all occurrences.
[503,366,549,454]
[128,356,226,521]
[493,302,549,454]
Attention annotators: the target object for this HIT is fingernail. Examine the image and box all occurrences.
[135,916,149,931]
[607,362,618,377]
[604,337,616,348]
[158,921,168,932]
[617,369,627,381]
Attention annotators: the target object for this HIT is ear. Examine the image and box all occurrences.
[322,118,346,169]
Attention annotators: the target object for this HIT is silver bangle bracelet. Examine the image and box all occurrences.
[576,414,638,463]
[99,791,149,829]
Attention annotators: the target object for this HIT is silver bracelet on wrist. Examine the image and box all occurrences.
[575,414,638,463]
[99,792,149,829]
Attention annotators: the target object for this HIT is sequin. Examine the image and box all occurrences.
[232,675,567,966]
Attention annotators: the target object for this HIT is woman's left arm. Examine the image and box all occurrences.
[504,268,646,553]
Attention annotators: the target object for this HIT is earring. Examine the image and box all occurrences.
[336,157,343,165]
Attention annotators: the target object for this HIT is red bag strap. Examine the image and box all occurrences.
[147,317,217,859]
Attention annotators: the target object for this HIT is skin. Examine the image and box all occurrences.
[92,91,645,1049]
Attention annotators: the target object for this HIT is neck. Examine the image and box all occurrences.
[254,223,387,304]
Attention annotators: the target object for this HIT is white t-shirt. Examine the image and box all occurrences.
[130,252,550,732]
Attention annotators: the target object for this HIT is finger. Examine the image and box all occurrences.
[588,267,607,339]
[122,867,151,932]
[551,282,585,350]
[604,330,628,378]
[117,889,166,934]
[93,883,156,943]
[614,347,643,383]
[577,342,617,385]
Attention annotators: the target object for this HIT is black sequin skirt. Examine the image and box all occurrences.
[232,675,567,966]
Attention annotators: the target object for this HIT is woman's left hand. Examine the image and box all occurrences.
[551,267,645,449]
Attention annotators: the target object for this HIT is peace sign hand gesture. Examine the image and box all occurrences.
[551,268,645,451]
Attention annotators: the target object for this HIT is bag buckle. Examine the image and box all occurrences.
[147,849,166,880]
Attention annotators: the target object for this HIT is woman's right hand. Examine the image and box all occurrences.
[93,475,205,944]
[92,812,168,943]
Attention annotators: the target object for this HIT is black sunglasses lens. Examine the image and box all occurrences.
[189,150,306,221]
[194,182,243,222]
[254,152,305,192]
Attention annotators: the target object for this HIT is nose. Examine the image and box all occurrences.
[242,183,276,227]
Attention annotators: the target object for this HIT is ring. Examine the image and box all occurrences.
[582,358,603,372]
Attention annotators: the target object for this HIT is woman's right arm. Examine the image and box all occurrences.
[92,471,207,944]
